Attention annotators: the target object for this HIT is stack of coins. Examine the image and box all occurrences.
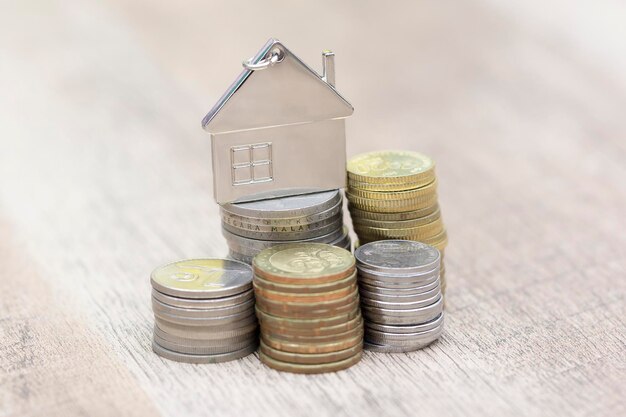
[220,190,351,264]
[150,259,259,363]
[346,151,448,292]
[252,243,363,373]
[354,240,444,353]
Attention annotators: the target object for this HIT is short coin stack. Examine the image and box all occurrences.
[150,259,258,363]
[220,190,351,264]
[354,240,444,352]
[346,151,448,293]
[253,243,363,373]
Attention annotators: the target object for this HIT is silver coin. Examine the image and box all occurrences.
[359,285,441,308]
[151,288,254,309]
[154,316,258,338]
[365,313,444,334]
[154,334,257,355]
[154,326,257,347]
[152,297,255,319]
[220,199,343,227]
[355,240,440,275]
[152,340,258,364]
[361,296,443,325]
[223,224,346,253]
[359,278,439,296]
[363,338,438,353]
[150,258,253,299]
[221,190,341,219]
[357,264,440,283]
[365,322,443,346]
[222,210,342,234]
[222,217,343,241]
[228,251,255,265]
[357,272,439,289]
[153,309,256,327]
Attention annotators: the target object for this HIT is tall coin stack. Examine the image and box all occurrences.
[354,240,444,352]
[253,243,364,374]
[220,190,351,264]
[346,151,448,293]
[150,259,259,363]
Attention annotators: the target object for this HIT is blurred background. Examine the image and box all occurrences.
[1,1,625,417]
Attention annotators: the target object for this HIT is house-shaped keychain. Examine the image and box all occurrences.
[202,38,354,204]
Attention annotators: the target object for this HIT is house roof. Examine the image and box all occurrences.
[202,38,354,134]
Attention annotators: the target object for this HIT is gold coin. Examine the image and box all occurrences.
[253,281,358,303]
[255,305,361,329]
[352,207,441,229]
[347,172,436,192]
[348,178,437,201]
[255,287,359,311]
[253,243,355,284]
[358,229,448,248]
[261,330,363,354]
[255,297,360,319]
[263,320,363,344]
[354,218,444,240]
[252,270,357,294]
[347,151,435,184]
[259,350,362,374]
[261,313,363,338]
[346,193,438,213]
[260,340,362,365]
[349,203,439,221]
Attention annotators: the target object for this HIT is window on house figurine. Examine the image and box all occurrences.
[230,142,273,185]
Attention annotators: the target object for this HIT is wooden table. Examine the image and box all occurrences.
[1,1,624,416]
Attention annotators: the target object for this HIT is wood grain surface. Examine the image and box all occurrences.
[1,1,625,416]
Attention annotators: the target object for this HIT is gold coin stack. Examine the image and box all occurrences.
[252,243,364,374]
[346,151,448,293]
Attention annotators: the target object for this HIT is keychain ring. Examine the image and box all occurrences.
[242,47,284,70]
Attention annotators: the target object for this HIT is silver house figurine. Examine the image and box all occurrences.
[202,38,354,204]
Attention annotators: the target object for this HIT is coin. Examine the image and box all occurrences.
[253,281,358,303]
[255,298,360,319]
[262,314,363,338]
[151,297,255,319]
[260,340,362,365]
[359,277,439,295]
[222,224,346,254]
[153,308,256,326]
[352,208,441,229]
[220,199,343,227]
[154,326,258,348]
[365,322,443,346]
[363,340,436,353]
[262,331,363,354]
[354,218,444,240]
[348,179,437,201]
[152,340,257,364]
[359,284,441,304]
[361,296,443,325]
[347,151,435,184]
[255,305,361,330]
[355,240,440,275]
[254,287,359,311]
[150,258,253,299]
[154,318,258,339]
[360,290,441,310]
[253,243,355,284]
[347,176,436,192]
[151,288,254,309]
[253,270,357,294]
[365,313,443,334]
[222,216,343,241]
[346,193,438,213]
[264,321,363,344]
[259,350,362,374]
[221,190,341,219]
[348,204,439,221]
[357,269,439,288]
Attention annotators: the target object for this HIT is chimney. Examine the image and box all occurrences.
[322,50,335,87]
